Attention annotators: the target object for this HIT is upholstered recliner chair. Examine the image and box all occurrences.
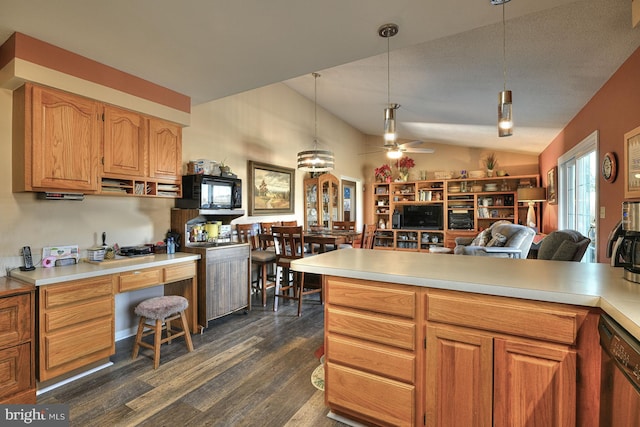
[454,220,536,258]
[536,229,591,261]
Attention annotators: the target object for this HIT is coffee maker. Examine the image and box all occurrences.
[607,201,640,283]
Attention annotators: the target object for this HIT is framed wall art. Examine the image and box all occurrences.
[547,166,557,205]
[624,125,640,199]
[248,161,295,215]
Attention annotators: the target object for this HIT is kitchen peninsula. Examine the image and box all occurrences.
[292,250,640,427]
[9,253,200,383]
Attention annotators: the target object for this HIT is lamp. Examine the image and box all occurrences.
[493,0,513,137]
[517,187,546,229]
[378,23,400,148]
[297,73,335,171]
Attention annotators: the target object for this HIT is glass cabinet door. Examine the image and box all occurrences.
[304,173,339,230]
[305,181,318,230]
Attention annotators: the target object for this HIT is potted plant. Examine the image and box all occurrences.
[375,164,392,183]
[484,153,497,177]
[396,156,415,181]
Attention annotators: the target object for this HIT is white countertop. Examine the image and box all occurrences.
[292,249,640,340]
[9,252,201,286]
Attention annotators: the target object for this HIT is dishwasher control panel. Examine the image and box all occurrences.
[599,314,640,391]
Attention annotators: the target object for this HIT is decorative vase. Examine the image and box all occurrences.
[487,169,494,178]
[385,176,392,183]
[400,172,409,182]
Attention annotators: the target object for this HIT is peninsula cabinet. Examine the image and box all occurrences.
[321,276,601,427]
[324,277,423,427]
[425,289,600,427]
[0,278,35,404]
[13,82,101,193]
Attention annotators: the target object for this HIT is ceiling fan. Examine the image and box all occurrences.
[384,140,435,158]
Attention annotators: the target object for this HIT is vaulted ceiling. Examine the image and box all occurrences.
[2,0,639,155]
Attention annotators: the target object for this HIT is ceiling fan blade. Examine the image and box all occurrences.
[399,140,424,148]
[405,148,435,154]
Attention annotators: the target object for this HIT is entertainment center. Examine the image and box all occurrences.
[372,174,540,251]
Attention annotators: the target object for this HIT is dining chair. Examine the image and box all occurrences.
[271,225,322,316]
[281,220,298,226]
[359,224,377,249]
[236,223,276,306]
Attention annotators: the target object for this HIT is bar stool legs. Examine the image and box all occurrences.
[132,295,194,369]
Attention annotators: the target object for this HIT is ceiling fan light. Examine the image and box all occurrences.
[387,149,403,159]
[498,90,513,137]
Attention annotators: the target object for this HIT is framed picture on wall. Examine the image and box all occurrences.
[547,166,557,205]
[624,125,640,198]
[247,161,295,215]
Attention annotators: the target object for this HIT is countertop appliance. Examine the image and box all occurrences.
[599,314,640,426]
[608,201,640,283]
[176,174,242,210]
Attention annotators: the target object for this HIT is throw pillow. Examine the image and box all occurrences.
[551,240,579,261]
[487,232,508,247]
[471,229,491,246]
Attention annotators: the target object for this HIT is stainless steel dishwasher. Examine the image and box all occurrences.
[599,314,640,427]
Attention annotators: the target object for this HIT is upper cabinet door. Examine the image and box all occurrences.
[31,85,101,191]
[103,105,147,177]
[148,118,182,180]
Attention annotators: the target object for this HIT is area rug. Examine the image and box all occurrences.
[311,355,325,391]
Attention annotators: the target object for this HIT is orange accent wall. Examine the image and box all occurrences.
[539,45,640,263]
[1,32,190,113]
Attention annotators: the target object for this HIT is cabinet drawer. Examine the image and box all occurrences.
[0,293,31,348]
[42,317,113,376]
[42,277,113,309]
[0,343,32,400]
[327,335,415,384]
[427,289,582,344]
[164,262,195,283]
[119,268,162,292]
[44,297,112,332]
[327,306,416,351]
[326,362,414,427]
[326,277,417,319]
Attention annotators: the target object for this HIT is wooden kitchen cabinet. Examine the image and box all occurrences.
[191,244,251,328]
[38,276,115,381]
[149,117,182,180]
[425,289,591,427]
[103,104,147,177]
[0,279,35,404]
[324,276,422,427]
[13,83,101,192]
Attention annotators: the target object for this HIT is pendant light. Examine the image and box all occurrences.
[379,23,400,147]
[297,72,335,171]
[494,0,513,137]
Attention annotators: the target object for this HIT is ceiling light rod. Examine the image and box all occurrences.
[297,72,335,171]
[379,23,400,146]
[494,0,513,137]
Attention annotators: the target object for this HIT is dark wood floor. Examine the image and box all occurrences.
[38,291,347,427]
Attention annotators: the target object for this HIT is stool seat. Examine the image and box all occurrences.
[132,295,193,369]
[135,295,188,319]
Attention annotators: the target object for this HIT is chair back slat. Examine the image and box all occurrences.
[272,226,305,261]
[361,224,377,249]
[236,223,261,249]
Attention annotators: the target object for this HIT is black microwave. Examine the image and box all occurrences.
[176,175,242,209]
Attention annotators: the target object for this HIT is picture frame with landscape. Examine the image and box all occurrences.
[248,161,295,215]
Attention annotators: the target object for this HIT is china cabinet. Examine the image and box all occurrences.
[304,173,339,230]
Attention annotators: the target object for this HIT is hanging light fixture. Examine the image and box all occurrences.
[297,72,335,171]
[494,0,513,137]
[379,23,400,148]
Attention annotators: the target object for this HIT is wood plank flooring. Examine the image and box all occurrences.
[37,291,347,427]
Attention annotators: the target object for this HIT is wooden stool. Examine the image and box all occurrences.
[132,295,194,369]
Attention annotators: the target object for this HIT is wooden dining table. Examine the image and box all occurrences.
[303,230,361,253]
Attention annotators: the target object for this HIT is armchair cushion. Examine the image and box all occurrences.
[537,229,591,261]
[550,240,579,260]
[471,229,492,246]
